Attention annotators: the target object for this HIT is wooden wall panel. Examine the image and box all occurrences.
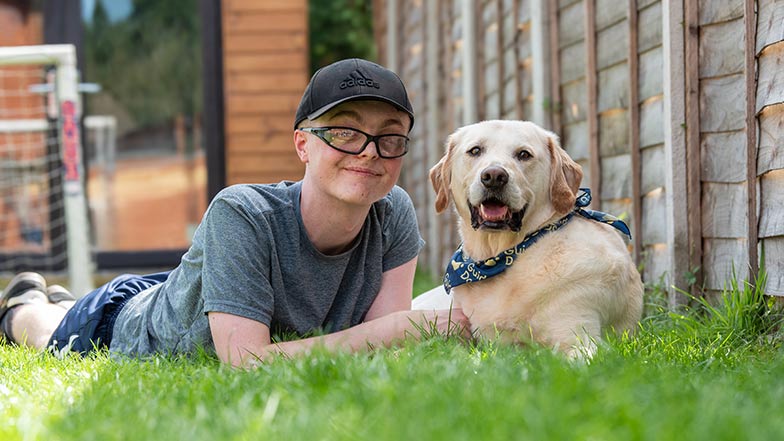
[698,0,743,24]
[700,132,747,182]
[703,238,749,290]
[756,42,784,111]
[640,145,665,193]
[759,168,784,238]
[641,189,667,244]
[757,104,784,175]
[762,236,784,295]
[757,0,784,52]
[638,48,663,101]
[699,19,745,78]
[701,183,748,238]
[221,0,307,185]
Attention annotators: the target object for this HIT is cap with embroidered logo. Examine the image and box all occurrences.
[294,58,414,130]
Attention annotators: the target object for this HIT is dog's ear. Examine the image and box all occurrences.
[430,134,456,213]
[548,135,583,214]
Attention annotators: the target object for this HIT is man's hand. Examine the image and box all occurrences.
[389,308,473,341]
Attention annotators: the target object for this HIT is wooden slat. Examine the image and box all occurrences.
[756,42,784,111]
[662,0,690,302]
[703,238,749,291]
[223,11,306,33]
[560,42,587,84]
[641,187,667,244]
[225,93,300,115]
[372,0,386,62]
[699,18,744,78]
[225,71,307,93]
[513,0,524,119]
[550,0,562,135]
[598,109,629,156]
[559,1,585,47]
[223,33,307,53]
[226,115,296,134]
[477,0,486,122]
[641,144,665,193]
[226,132,296,152]
[597,63,629,112]
[585,0,601,208]
[638,47,663,101]
[496,0,504,118]
[596,0,627,30]
[224,0,306,12]
[700,74,746,131]
[758,169,784,238]
[685,0,702,291]
[638,1,662,53]
[227,153,304,175]
[758,104,784,175]
[746,0,759,279]
[756,0,784,53]
[699,0,744,25]
[701,131,747,182]
[702,182,748,238]
[629,0,642,263]
[227,170,303,185]
[224,53,308,72]
[762,236,784,295]
[600,154,632,199]
[596,21,628,69]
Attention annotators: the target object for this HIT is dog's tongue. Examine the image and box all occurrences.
[480,202,509,221]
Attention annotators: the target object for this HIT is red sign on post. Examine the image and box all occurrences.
[61,100,83,196]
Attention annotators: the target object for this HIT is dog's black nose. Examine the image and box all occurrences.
[481,166,509,189]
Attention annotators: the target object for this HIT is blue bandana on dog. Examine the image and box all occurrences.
[442,188,631,293]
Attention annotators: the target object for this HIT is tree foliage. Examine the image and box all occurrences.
[84,0,202,129]
[309,0,376,74]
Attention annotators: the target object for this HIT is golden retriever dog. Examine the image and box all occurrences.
[413,120,643,358]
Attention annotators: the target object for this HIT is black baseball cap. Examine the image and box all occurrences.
[294,58,415,130]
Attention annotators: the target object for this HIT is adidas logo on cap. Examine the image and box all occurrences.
[339,70,381,89]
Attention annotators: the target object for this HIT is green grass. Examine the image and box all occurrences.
[2,273,783,440]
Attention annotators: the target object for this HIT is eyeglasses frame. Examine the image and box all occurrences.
[298,126,410,159]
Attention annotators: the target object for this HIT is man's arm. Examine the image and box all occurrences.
[363,257,418,321]
[209,308,469,368]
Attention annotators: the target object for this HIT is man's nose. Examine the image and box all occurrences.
[358,140,380,159]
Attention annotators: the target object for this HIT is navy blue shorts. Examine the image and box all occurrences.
[47,271,171,355]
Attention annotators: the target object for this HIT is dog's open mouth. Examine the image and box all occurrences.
[469,198,526,231]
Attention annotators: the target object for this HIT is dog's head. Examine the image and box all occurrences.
[430,120,583,233]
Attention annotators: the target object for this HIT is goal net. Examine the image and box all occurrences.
[0,45,93,295]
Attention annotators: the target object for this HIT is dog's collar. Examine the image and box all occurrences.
[442,188,631,293]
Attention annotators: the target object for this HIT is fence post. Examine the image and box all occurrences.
[662,0,690,305]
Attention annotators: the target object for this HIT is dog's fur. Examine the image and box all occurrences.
[418,120,643,358]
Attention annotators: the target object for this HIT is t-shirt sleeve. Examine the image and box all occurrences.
[381,186,426,272]
[200,188,275,326]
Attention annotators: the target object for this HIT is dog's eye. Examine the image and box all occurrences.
[516,150,533,161]
[467,146,482,157]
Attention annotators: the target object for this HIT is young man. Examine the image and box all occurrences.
[0,58,470,368]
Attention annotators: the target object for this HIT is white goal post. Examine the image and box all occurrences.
[0,44,94,295]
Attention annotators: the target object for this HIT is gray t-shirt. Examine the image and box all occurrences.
[109,181,424,357]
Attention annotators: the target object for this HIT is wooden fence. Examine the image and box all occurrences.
[372,0,784,303]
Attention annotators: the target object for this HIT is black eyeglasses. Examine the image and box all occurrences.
[298,126,409,159]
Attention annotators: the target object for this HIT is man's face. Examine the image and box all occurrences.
[295,100,411,207]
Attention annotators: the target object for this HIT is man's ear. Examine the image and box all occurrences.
[430,134,456,213]
[294,129,309,163]
[548,135,583,214]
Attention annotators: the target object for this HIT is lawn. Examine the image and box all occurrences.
[1,272,783,440]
